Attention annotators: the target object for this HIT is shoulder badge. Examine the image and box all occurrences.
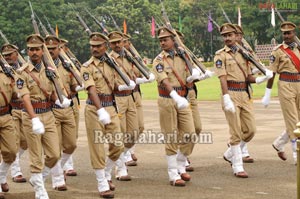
[215,59,223,68]
[16,78,24,89]
[269,55,276,63]
[83,72,89,81]
[155,64,164,73]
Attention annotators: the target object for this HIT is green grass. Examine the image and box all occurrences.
[78,76,279,101]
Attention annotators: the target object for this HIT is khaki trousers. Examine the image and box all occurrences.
[0,114,17,163]
[187,89,202,134]
[85,105,124,169]
[158,97,195,156]
[223,91,256,146]
[12,109,27,150]
[115,95,138,149]
[23,111,60,172]
[278,80,300,140]
[133,91,144,133]
[52,107,77,154]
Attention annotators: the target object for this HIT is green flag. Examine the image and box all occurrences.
[178,15,182,32]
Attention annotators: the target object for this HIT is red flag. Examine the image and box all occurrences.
[151,16,155,38]
[123,19,127,34]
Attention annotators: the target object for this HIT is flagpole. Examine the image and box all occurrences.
[210,31,213,61]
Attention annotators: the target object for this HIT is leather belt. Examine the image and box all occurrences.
[30,100,52,114]
[114,90,132,97]
[10,100,23,110]
[227,81,247,91]
[0,105,10,116]
[158,86,186,98]
[86,94,114,107]
[133,85,140,93]
[279,72,300,82]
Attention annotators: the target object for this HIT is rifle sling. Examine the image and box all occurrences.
[24,68,50,99]
[279,46,300,72]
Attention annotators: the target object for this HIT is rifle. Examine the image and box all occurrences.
[97,13,151,77]
[85,8,109,35]
[44,15,56,36]
[219,4,232,24]
[274,8,300,49]
[72,7,130,86]
[29,1,65,103]
[235,43,266,75]
[0,30,27,66]
[69,3,92,36]
[36,13,83,87]
[160,0,205,74]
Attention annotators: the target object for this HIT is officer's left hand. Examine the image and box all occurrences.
[186,68,201,83]
[255,69,273,84]
[97,107,111,125]
[75,83,85,92]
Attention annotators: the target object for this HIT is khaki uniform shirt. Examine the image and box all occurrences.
[269,42,300,73]
[0,68,14,106]
[16,62,54,101]
[214,45,251,81]
[81,56,116,95]
[152,50,191,86]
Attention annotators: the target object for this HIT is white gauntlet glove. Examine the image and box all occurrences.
[170,90,189,109]
[261,88,272,108]
[255,69,273,84]
[55,96,72,108]
[204,69,215,78]
[186,68,201,83]
[223,94,235,113]
[135,77,147,85]
[97,108,111,125]
[146,73,155,83]
[32,117,45,134]
[75,83,85,92]
[118,80,136,91]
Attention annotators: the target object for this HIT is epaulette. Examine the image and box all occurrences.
[82,58,94,67]
[16,63,29,74]
[273,43,283,51]
[155,53,164,61]
[215,48,225,55]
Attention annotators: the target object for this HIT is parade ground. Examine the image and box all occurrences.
[5,99,297,199]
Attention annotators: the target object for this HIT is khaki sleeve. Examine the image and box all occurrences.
[214,53,227,77]
[268,50,279,73]
[152,58,168,84]
[15,72,29,97]
[81,65,95,90]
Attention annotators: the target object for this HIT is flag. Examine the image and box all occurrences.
[55,24,59,37]
[207,11,213,32]
[238,7,241,27]
[151,16,155,38]
[178,15,182,32]
[271,4,275,27]
[123,19,127,34]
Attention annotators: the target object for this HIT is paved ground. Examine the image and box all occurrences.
[3,99,298,199]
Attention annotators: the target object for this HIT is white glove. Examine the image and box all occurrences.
[146,73,155,83]
[118,80,136,91]
[97,108,111,125]
[169,90,189,109]
[255,69,273,84]
[75,83,85,92]
[204,70,215,78]
[55,96,72,108]
[223,94,235,113]
[261,88,272,108]
[32,117,45,134]
[135,77,147,85]
[186,68,201,83]
[251,68,260,75]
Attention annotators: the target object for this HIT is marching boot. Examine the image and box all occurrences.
[177,151,191,181]
[231,144,248,178]
[11,149,26,183]
[240,141,254,163]
[272,130,289,161]
[167,154,185,186]
[104,158,116,191]
[51,160,67,191]
[29,173,49,199]
[95,169,114,198]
